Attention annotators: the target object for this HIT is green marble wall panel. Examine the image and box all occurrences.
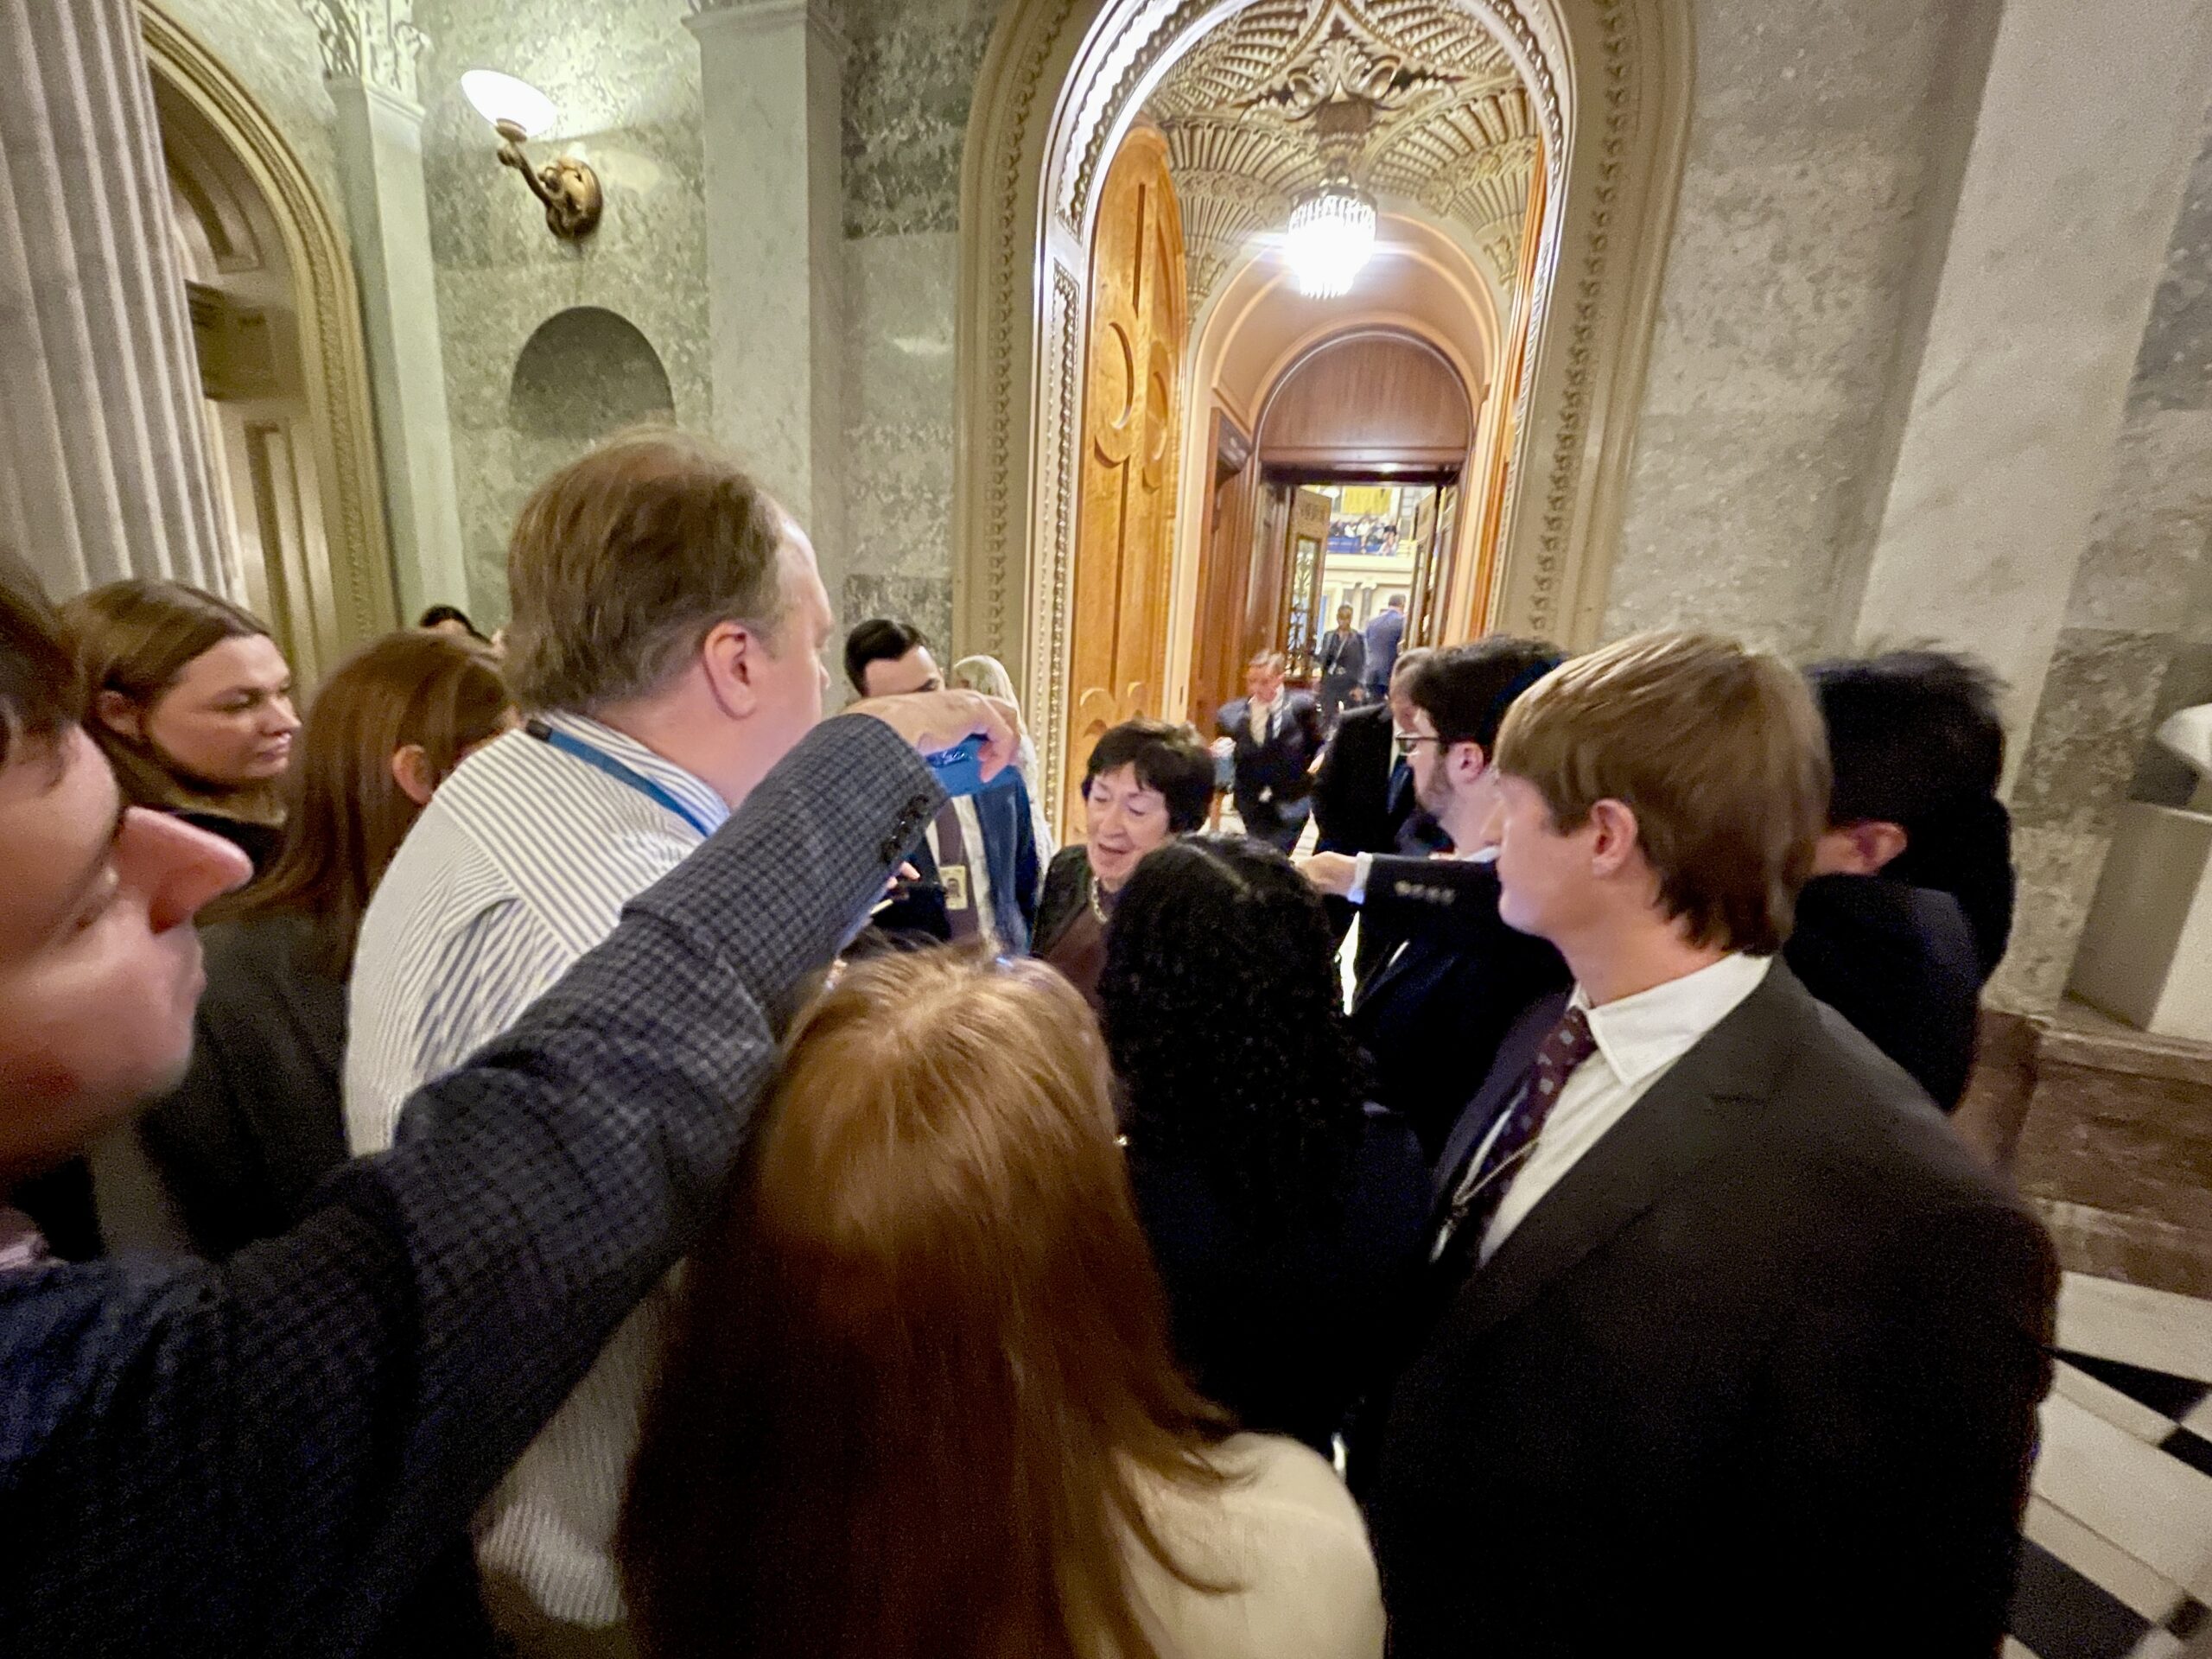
[415,0,709,625]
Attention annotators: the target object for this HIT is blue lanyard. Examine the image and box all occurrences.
[526,720,720,839]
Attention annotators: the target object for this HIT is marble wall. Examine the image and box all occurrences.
[1602,0,1996,658]
[2001,111,2212,1011]
[836,0,1007,662]
[414,0,710,626]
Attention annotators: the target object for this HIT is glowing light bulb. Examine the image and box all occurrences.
[461,70,557,139]
[1286,188,1377,299]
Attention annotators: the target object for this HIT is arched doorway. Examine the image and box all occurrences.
[1063,124,1189,830]
[1171,209,1499,734]
[141,3,394,683]
[954,0,1692,819]
[1188,327,1475,727]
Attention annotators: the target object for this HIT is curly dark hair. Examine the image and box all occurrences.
[1099,835,1371,1237]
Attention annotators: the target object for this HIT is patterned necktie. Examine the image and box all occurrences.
[1433,1004,1600,1265]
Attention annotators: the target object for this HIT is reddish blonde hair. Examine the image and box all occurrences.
[620,950,1227,1659]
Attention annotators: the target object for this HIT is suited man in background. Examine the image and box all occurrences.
[1361,593,1407,702]
[848,619,1040,951]
[1303,639,1570,1160]
[1786,651,1995,1109]
[1315,605,1367,730]
[1214,650,1323,855]
[1808,651,2016,983]
[1368,630,2056,1658]
[1312,647,1447,969]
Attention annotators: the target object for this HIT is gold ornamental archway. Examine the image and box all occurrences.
[952,0,1693,817]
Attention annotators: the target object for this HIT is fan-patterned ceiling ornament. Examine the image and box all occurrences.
[1141,0,1537,310]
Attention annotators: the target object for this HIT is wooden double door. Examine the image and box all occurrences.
[1063,124,1187,833]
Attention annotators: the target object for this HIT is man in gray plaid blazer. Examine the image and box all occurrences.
[0,552,1012,1656]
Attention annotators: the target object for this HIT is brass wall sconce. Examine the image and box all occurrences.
[461,70,602,240]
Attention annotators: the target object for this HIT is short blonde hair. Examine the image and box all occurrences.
[1493,630,1829,955]
[503,429,791,712]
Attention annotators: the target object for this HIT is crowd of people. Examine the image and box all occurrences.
[0,425,2056,1659]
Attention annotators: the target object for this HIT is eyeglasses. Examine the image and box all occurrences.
[1394,734,1446,755]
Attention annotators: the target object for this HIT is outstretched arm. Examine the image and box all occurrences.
[0,713,948,1657]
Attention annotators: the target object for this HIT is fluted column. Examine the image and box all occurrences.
[0,0,232,598]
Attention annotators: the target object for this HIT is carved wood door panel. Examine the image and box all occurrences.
[1064,124,1186,835]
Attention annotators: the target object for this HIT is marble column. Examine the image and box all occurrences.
[1852,0,2212,760]
[686,0,848,607]
[0,0,232,598]
[1993,113,2212,1013]
[302,0,468,620]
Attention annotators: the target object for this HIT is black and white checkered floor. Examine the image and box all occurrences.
[2009,1273,2212,1659]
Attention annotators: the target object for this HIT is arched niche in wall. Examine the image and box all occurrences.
[954,0,1694,817]
[505,307,677,486]
[140,1,396,680]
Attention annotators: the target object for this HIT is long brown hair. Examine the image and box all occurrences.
[620,950,1229,1659]
[210,630,511,973]
[59,577,278,816]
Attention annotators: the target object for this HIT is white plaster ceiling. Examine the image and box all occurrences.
[1141,0,1539,311]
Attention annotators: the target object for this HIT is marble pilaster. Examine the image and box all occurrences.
[311,0,468,618]
[1995,108,2212,1014]
[0,0,232,597]
[1853,0,2212,757]
[688,0,848,607]
[1605,0,1996,655]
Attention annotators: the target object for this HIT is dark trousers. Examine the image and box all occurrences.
[1319,676,1360,730]
[1238,796,1307,855]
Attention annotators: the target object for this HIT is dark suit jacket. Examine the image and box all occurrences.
[1787,874,1981,1109]
[1312,703,1398,856]
[1317,627,1366,689]
[1216,693,1323,827]
[1128,1104,1428,1455]
[0,717,939,1657]
[1350,860,1570,1163]
[1370,962,2057,1658]
[1361,607,1405,691]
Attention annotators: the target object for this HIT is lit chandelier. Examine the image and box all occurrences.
[1287,185,1376,298]
[1286,92,1378,299]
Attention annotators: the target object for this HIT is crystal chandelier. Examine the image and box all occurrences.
[1287,185,1377,298]
[1285,91,1378,299]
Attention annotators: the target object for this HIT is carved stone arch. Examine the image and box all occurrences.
[954,0,1692,815]
[139,2,397,664]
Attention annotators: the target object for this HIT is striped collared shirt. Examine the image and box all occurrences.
[344,709,728,1628]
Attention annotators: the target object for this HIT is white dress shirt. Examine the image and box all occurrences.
[1249,692,1279,744]
[1469,952,1771,1266]
[345,711,728,1628]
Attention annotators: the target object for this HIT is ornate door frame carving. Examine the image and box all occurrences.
[139,2,397,661]
[953,0,1692,817]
